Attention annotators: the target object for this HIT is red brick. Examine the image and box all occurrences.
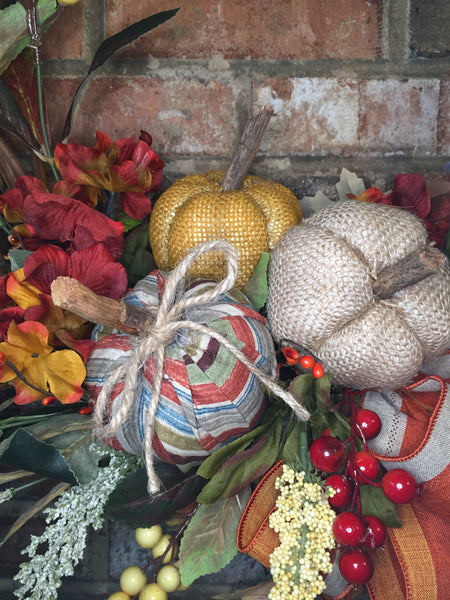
[44,77,239,156]
[438,79,450,155]
[253,78,360,155]
[41,2,84,59]
[105,0,380,60]
[359,79,440,155]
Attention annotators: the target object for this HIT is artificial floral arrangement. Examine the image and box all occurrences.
[0,3,450,600]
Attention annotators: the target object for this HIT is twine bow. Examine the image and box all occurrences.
[93,240,310,494]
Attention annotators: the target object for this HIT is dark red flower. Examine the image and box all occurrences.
[23,243,128,300]
[357,174,450,250]
[54,131,165,220]
[23,191,125,259]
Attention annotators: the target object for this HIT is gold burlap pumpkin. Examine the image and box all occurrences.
[149,170,302,288]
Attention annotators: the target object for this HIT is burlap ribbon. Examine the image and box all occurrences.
[93,240,310,494]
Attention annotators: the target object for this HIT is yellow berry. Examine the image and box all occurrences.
[152,534,177,564]
[107,593,130,600]
[156,564,181,592]
[139,582,168,600]
[135,525,163,549]
[120,566,147,596]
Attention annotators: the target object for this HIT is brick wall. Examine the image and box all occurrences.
[38,0,450,200]
[1,1,449,599]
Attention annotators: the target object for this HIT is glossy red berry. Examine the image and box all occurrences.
[310,436,346,473]
[78,406,93,415]
[281,346,300,366]
[355,450,380,481]
[332,512,365,546]
[300,355,315,369]
[382,468,418,504]
[362,515,387,549]
[356,409,382,440]
[325,474,353,508]
[312,362,324,378]
[339,548,374,585]
[42,396,56,406]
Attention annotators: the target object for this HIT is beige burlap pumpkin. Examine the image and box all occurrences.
[267,200,450,390]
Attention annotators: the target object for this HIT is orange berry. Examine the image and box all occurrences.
[300,355,315,369]
[42,396,57,406]
[312,363,325,378]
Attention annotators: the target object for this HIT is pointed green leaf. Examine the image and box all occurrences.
[289,373,315,413]
[103,464,205,528]
[359,484,402,528]
[242,252,269,310]
[197,418,282,504]
[0,428,77,484]
[9,248,33,271]
[179,489,250,586]
[61,8,180,141]
[196,421,270,479]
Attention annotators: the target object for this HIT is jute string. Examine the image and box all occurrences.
[94,240,310,494]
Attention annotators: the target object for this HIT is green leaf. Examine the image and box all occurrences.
[9,247,32,271]
[0,0,57,76]
[196,421,270,480]
[289,373,315,413]
[120,223,156,286]
[61,8,179,141]
[242,252,269,310]
[359,484,402,527]
[327,410,351,442]
[196,418,282,504]
[103,464,205,528]
[25,414,98,485]
[0,428,77,484]
[118,212,142,233]
[281,418,305,465]
[179,489,250,586]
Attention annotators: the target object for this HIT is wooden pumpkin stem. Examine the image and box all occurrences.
[50,276,154,335]
[373,246,445,299]
[222,106,274,192]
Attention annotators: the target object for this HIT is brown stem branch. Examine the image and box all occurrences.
[372,246,445,299]
[50,277,154,336]
[222,106,274,191]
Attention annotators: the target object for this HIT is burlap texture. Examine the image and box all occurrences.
[267,201,450,390]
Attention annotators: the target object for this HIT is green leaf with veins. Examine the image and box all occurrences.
[179,489,251,587]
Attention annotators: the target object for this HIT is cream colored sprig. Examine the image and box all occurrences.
[269,464,336,600]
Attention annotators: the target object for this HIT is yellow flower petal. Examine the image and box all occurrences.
[45,350,86,404]
[6,321,51,356]
[7,270,42,309]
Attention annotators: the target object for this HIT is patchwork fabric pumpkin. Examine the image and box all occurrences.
[149,170,302,289]
[267,200,450,390]
[84,271,276,467]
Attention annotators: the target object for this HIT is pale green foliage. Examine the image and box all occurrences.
[13,444,141,600]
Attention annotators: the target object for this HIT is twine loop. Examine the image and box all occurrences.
[93,240,310,494]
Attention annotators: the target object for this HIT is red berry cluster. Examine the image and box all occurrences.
[309,401,418,587]
[281,346,324,378]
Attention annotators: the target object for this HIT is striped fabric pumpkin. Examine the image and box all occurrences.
[84,270,275,467]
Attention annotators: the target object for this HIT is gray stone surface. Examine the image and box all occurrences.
[410,0,450,57]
